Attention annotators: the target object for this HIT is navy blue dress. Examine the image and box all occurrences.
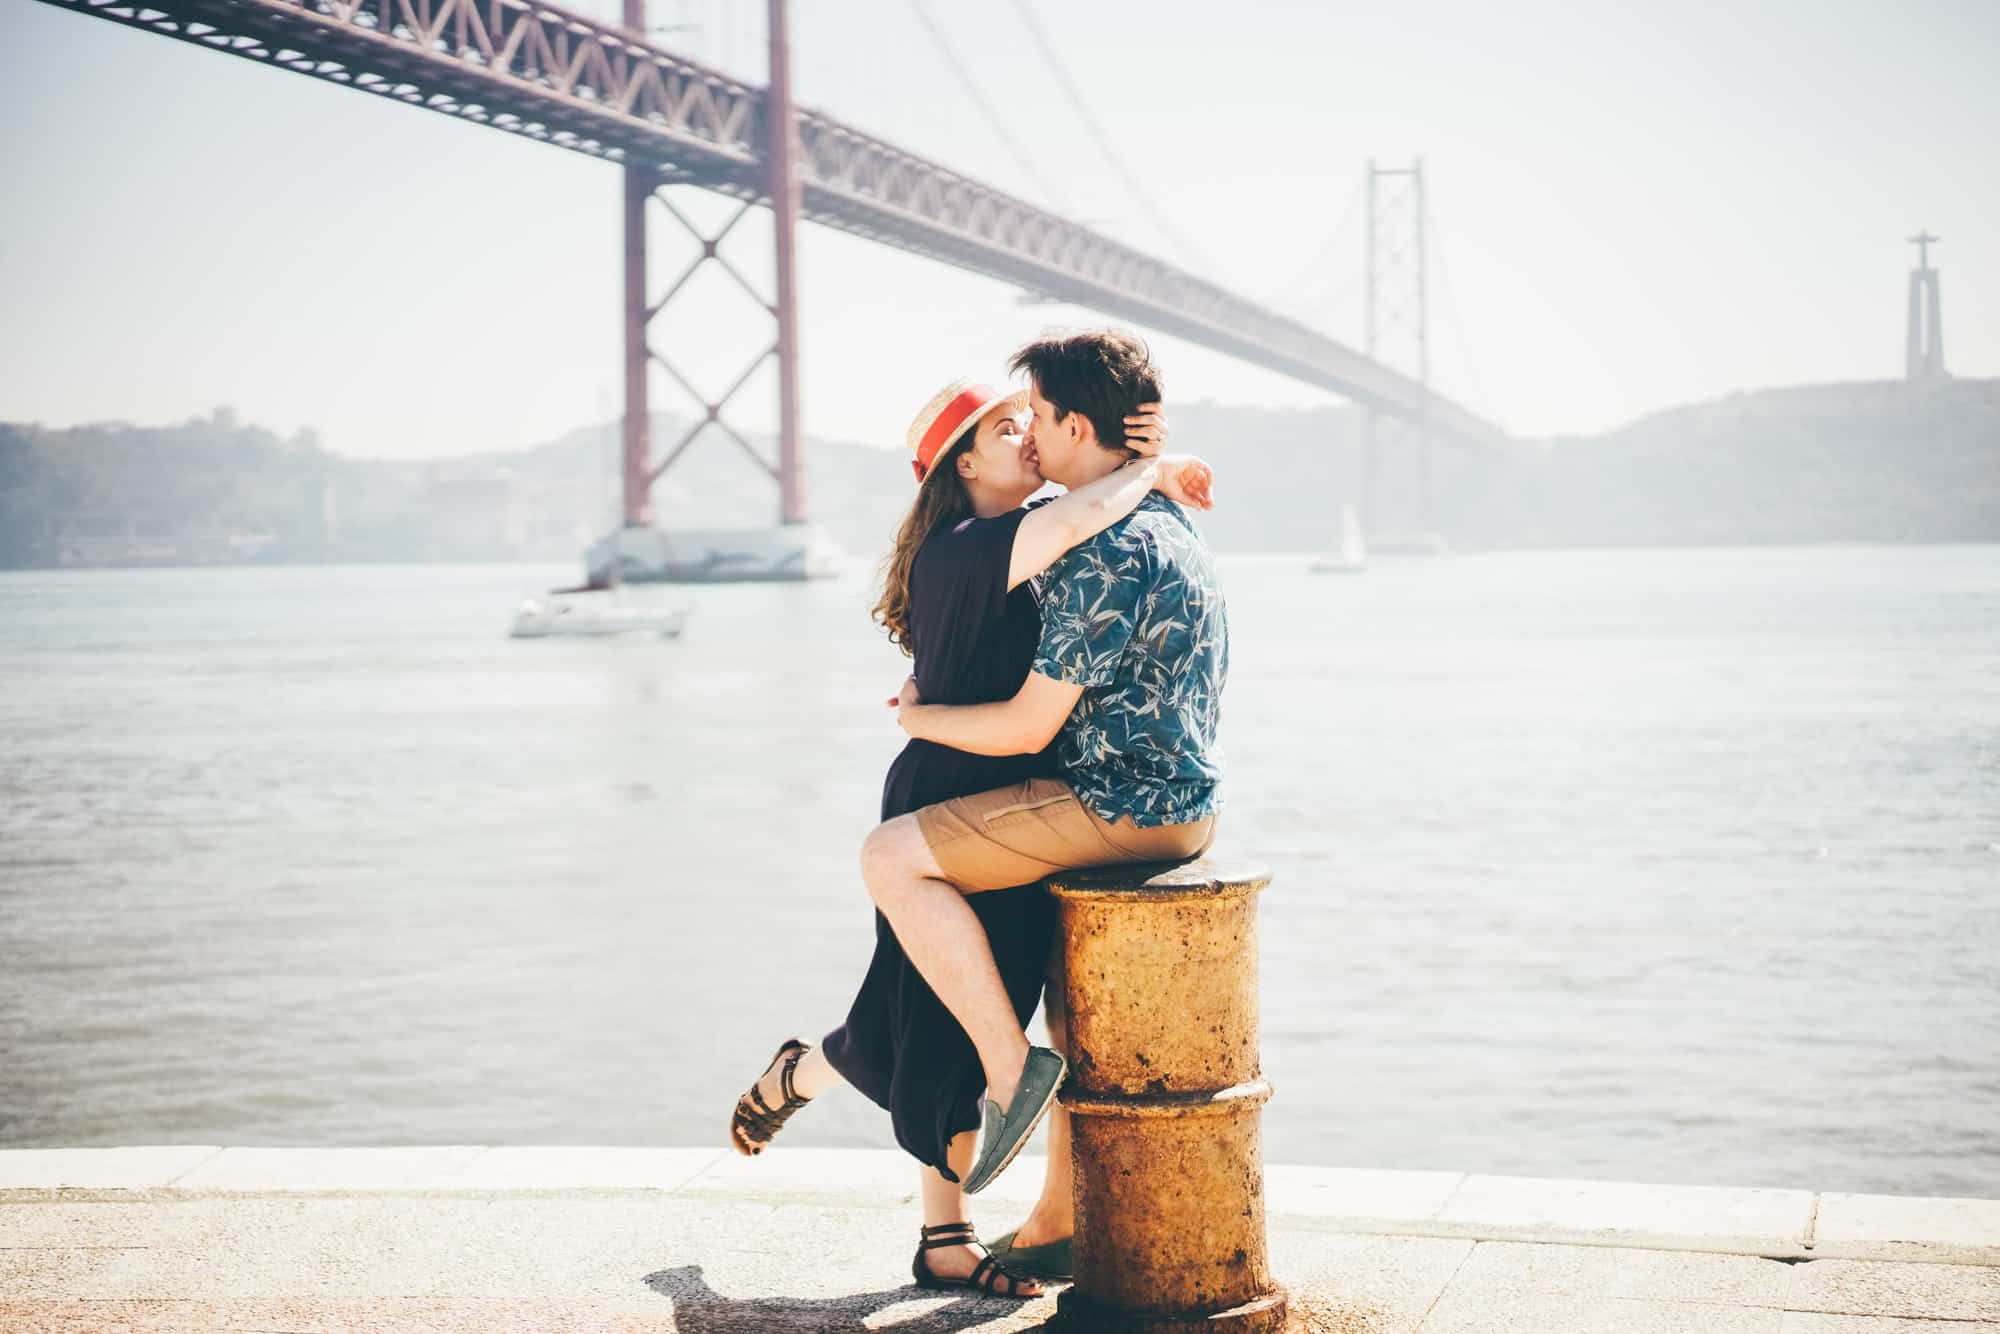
[819,506,1060,1180]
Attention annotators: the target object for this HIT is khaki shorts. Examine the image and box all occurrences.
[915,777,1216,894]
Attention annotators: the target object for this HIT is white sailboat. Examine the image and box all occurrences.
[1310,504,1368,574]
[508,592,688,639]
[510,409,692,639]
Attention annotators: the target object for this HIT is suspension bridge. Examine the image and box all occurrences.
[30,0,1507,577]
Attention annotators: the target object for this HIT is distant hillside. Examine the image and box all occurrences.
[1442,378,2000,547]
[3,377,1994,569]
[0,403,1371,569]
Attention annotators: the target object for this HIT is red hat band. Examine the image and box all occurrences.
[912,385,1000,483]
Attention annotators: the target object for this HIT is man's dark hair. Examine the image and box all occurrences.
[1009,330,1163,453]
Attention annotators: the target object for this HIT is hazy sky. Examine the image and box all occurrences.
[3,0,1995,460]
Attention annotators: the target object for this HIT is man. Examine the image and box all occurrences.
[861,329,1230,1205]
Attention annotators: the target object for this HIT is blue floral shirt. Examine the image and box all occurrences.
[1031,492,1228,827]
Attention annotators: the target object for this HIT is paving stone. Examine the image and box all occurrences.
[81,1196,794,1301]
[0,1202,161,1248]
[1814,1193,2000,1264]
[171,1146,486,1192]
[0,1245,142,1300]
[1267,1166,1467,1225]
[0,1196,1053,1330]
[1271,1231,1473,1334]
[449,1146,725,1192]
[3,1150,1995,1333]
[679,1147,921,1206]
[1446,1240,1794,1307]
[0,1297,752,1333]
[0,1147,221,1191]
[1439,1175,1814,1253]
[1778,1316,1989,1334]
[1416,1290,1783,1333]
[0,1306,1051,1334]
[1782,1257,2000,1322]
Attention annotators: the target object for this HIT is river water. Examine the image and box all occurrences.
[2,546,1996,1197]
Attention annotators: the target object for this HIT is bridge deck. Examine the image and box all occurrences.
[40,0,1503,444]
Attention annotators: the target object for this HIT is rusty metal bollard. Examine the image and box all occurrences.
[1045,857,1287,1334]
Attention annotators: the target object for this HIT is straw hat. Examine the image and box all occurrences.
[904,379,1026,484]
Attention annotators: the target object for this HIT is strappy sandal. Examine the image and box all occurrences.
[728,1037,811,1156]
[911,1222,1042,1298]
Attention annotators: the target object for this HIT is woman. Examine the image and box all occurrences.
[727,378,1213,1298]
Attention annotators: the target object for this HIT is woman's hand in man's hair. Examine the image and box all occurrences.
[1123,402,1168,456]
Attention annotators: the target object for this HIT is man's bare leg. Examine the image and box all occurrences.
[1013,974,1075,1247]
[859,814,1033,1109]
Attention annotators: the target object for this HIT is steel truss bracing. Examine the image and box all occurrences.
[637,191,785,496]
[39,0,1502,447]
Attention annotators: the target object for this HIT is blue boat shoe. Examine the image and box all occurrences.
[963,1045,1067,1195]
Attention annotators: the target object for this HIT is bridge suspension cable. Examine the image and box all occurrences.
[1430,191,1486,412]
[1267,172,1367,330]
[907,0,1070,212]
[1004,0,1213,276]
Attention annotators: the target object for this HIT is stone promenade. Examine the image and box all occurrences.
[4,1146,1996,1332]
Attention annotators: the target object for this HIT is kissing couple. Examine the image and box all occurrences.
[731,328,1230,1299]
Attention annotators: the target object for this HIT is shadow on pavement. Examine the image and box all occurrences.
[643,1264,1054,1331]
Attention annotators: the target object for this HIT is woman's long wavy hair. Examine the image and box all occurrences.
[872,431,979,657]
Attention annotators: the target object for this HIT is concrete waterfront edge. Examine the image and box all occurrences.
[3,1146,1997,1267]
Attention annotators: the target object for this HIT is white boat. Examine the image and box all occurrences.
[1310,504,1368,574]
[508,594,687,639]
